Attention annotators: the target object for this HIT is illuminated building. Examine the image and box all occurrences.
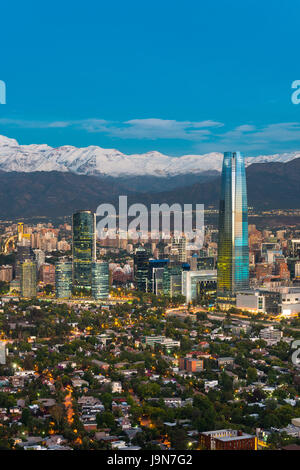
[236,289,281,314]
[141,335,180,349]
[15,241,34,281]
[171,236,187,262]
[39,263,56,285]
[0,341,6,365]
[21,260,37,298]
[217,152,249,303]
[72,210,96,293]
[179,357,204,372]
[33,249,45,269]
[0,265,13,282]
[55,261,73,298]
[163,265,183,297]
[91,261,109,300]
[287,258,300,280]
[182,270,217,304]
[197,256,215,271]
[288,239,300,258]
[134,246,149,292]
[200,429,257,450]
[147,259,169,294]
[17,222,24,242]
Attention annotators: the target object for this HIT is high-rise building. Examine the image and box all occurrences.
[17,222,24,242]
[55,261,73,298]
[15,242,34,281]
[148,259,169,294]
[171,236,187,262]
[91,261,109,300]
[182,270,217,304]
[39,263,56,285]
[0,265,13,282]
[217,152,249,302]
[134,246,149,292]
[163,265,183,297]
[287,239,300,258]
[197,256,215,271]
[33,249,45,270]
[21,260,37,298]
[72,210,96,293]
[0,341,6,365]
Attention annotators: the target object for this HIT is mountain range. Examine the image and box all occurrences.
[1,134,300,178]
[0,158,299,218]
[0,135,299,218]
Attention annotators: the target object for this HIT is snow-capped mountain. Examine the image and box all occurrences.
[0,134,299,177]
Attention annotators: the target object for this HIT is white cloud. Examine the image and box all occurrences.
[2,118,300,152]
[101,118,223,140]
[0,117,223,140]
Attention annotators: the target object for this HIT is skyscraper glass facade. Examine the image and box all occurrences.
[148,259,169,294]
[72,210,96,292]
[163,265,183,297]
[55,261,73,298]
[217,151,249,301]
[21,260,37,298]
[134,246,149,292]
[91,261,109,300]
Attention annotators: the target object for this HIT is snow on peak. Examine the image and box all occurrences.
[0,134,299,177]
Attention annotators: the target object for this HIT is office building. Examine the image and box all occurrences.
[236,289,281,315]
[21,260,37,298]
[162,265,183,297]
[182,270,217,303]
[39,263,55,285]
[91,261,109,300]
[179,357,204,372]
[171,236,187,262]
[279,287,300,315]
[141,336,180,349]
[148,259,169,294]
[197,256,215,271]
[55,261,73,299]
[134,246,149,292]
[72,210,96,293]
[15,242,33,281]
[217,152,249,303]
[0,265,13,282]
[288,239,300,258]
[287,258,300,280]
[200,429,257,450]
[33,249,45,270]
[259,326,282,343]
[0,341,6,365]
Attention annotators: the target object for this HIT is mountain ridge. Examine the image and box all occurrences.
[0,159,299,218]
[1,134,300,178]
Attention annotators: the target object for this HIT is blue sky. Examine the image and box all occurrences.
[1,0,300,156]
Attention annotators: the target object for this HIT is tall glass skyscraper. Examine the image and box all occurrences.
[55,261,73,298]
[217,152,249,302]
[91,261,109,300]
[134,246,149,292]
[72,210,96,293]
[21,260,37,298]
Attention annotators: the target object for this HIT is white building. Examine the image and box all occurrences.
[112,381,122,394]
[280,287,300,315]
[0,341,6,365]
[236,289,281,315]
[182,270,217,303]
[259,326,282,344]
